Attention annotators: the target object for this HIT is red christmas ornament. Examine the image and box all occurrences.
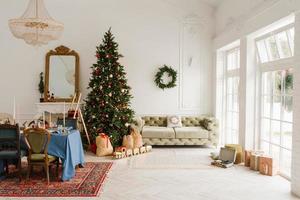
[96,53,100,59]
[94,68,100,76]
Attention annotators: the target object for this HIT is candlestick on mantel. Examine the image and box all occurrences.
[63,102,66,128]
[13,97,16,124]
[43,111,45,129]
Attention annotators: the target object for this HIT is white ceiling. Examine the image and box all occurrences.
[200,0,223,7]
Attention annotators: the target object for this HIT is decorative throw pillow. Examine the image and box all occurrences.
[199,118,212,131]
[167,115,182,128]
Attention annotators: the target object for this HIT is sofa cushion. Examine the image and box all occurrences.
[174,127,209,139]
[30,154,57,162]
[142,126,175,139]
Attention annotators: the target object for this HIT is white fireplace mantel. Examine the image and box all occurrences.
[36,102,81,114]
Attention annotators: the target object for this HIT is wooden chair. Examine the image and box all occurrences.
[0,124,22,181]
[24,128,59,184]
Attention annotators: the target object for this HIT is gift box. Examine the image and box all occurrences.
[259,156,277,176]
[244,150,252,167]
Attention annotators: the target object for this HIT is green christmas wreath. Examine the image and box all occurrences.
[155,65,177,89]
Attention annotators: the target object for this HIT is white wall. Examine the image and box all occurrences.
[0,0,215,121]
[215,0,279,35]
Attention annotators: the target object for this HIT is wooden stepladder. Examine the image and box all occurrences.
[70,93,91,147]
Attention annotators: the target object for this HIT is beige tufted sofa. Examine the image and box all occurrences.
[134,116,218,146]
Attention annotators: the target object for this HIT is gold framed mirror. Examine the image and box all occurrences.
[44,45,79,102]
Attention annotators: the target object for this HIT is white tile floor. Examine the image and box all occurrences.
[1,148,299,200]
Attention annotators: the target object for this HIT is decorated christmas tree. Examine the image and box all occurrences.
[84,28,134,147]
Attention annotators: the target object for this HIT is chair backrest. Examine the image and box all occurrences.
[24,128,50,154]
[0,124,20,152]
[57,118,77,130]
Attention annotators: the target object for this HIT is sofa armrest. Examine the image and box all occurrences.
[207,117,218,130]
[131,116,145,132]
[207,117,219,143]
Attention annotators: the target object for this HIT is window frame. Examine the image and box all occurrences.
[255,23,294,64]
[224,47,240,144]
[256,23,294,179]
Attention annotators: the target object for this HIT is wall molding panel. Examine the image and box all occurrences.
[179,16,212,113]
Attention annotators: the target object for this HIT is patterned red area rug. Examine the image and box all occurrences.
[0,162,112,197]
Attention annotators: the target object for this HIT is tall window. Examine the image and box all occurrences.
[256,24,294,178]
[225,47,240,144]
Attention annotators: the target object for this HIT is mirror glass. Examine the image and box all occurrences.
[45,45,79,102]
[49,56,76,99]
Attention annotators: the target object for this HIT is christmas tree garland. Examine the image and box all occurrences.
[155,65,177,89]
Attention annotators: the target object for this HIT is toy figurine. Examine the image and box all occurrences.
[46,91,51,101]
[50,93,55,101]
[139,146,146,154]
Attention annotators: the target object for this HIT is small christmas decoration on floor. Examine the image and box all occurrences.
[113,145,152,159]
[113,125,151,159]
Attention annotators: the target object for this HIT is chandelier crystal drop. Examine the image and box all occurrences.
[8,0,64,46]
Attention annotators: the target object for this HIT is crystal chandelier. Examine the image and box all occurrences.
[8,0,64,46]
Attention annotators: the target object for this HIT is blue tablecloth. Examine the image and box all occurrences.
[0,129,85,181]
[48,130,85,181]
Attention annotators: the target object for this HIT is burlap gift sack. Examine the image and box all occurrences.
[122,134,134,149]
[96,133,113,157]
[128,126,143,148]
